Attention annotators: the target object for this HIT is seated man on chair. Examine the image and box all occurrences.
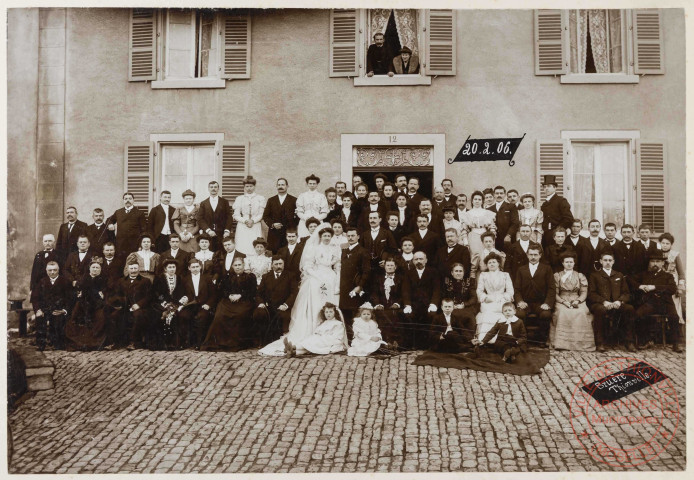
[633,252,681,352]
[588,251,636,352]
[513,244,555,345]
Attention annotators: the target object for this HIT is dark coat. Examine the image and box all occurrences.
[546,243,576,273]
[540,194,574,237]
[357,204,388,233]
[513,263,556,307]
[488,201,520,250]
[182,273,217,309]
[262,194,298,253]
[256,271,298,310]
[212,249,247,283]
[640,240,661,259]
[613,241,648,280]
[152,274,187,310]
[336,207,358,228]
[198,196,233,236]
[588,269,631,305]
[110,274,152,310]
[218,272,257,302]
[429,312,476,351]
[147,204,176,239]
[387,226,406,249]
[31,275,74,313]
[366,43,391,75]
[481,319,528,349]
[567,235,593,277]
[86,223,115,255]
[157,249,193,276]
[325,203,343,224]
[405,193,427,212]
[101,256,125,290]
[410,229,442,261]
[580,237,611,277]
[394,206,415,233]
[339,244,371,310]
[30,250,62,291]
[108,208,147,257]
[409,211,443,235]
[370,271,410,308]
[277,243,304,277]
[406,267,441,308]
[433,244,471,279]
[505,241,546,279]
[630,269,677,307]
[63,250,97,285]
[360,228,397,266]
[56,220,88,261]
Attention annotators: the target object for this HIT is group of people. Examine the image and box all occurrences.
[29,171,686,361]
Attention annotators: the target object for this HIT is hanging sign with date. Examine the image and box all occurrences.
[448,134,526,166]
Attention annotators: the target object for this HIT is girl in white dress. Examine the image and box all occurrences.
[475,252,514,342]
[518,193,544,244]
[285,302,348,356]
[259,224,342,356]
[348,305,387,357]
[233,176,266,255]
[296,174,329,238]
[244,237,272,285]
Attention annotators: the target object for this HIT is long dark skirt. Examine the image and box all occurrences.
[201,299,253,351]
[65,302,108,350]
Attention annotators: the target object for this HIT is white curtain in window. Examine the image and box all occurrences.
[608,10,622,73]
[392,9,418,56]
[572,144,596,233]
[571,10,610,74]
[370,9,391,37]
[587,10,609,73]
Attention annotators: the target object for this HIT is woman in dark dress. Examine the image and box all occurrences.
[152,259,188,349]
[202,257,257,351]
[66,256,109,350]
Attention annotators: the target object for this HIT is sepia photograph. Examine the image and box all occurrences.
[5,0,689,475]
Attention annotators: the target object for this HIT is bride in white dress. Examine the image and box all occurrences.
[259,223,342,356]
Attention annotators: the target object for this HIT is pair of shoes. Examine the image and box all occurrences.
[672,343,682,353]
[626,343,636,352]
[503,348,512,363]
[125,343,136,351]
[645,341,655,350]
[596,344,606,353]
[467,346,480,358]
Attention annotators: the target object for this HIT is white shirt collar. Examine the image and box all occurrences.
[402,252,413,260]
[603,268,612,276]
[348,243,357,250]
[529,262,539,275]
[495,201,503,210]
[546,193,555,201]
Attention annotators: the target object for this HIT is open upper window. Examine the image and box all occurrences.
[534,9,663,83]
[330,9,456,86]
[129,8,251,89]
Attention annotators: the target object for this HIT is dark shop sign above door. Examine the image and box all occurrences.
[449,134,526,167]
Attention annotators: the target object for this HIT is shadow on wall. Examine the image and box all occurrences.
[7,210,28,304]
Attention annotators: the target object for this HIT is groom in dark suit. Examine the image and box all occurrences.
[339,227,371,325]
[147,190,176,253]
[198,181,233,252]
[360,211,397,272]
[488,185,519,253]
[253,256,299,346]
[263,178,298,254]
[277,230,304,277]
[513,244,555,344]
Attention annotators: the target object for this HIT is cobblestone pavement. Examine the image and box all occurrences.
[9,343,686,473]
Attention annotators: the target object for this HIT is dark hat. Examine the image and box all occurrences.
[400,46,413,54]
[252,237,268,248]
[243,175,257,185]
[648,251,666,261]
[162,258,179,269]
[197,232,212,243]
[182,189,196,198]
[305,174,320,184]
[541,175,558,187]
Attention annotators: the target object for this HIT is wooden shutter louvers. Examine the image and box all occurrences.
[129,9,157,81]
[425,10,456,75]
[534,10,567,75]
[124,143,153,213]
[637,141,667,233]
[330,9,359,77]
[222,14,251,79]
[633,9,664,74]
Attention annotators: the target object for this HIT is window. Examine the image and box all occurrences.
[124,134,249,210]
[329,9,456,86]
[128,8,251,89]
[534,9,664,83]
[536,132,668,235]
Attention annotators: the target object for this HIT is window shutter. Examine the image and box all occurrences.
[129,8,157,82]
[124,142,154,214]
[221,142,248,200]
[633,9,664,74]
[534,10,567,75]
[425,9,456,76]
[329,9,359,77]
[536,140,568,202]
[636,140,667,233]
[221,13,251,79]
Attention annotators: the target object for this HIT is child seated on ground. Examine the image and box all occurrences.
[474,302,527,363]
[347,304,388,357]
[284,302,348,357]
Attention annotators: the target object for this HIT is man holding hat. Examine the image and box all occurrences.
[632,251,682,352]
[539,175,574,248]
[389,46,420,75]
[232,176,266,255]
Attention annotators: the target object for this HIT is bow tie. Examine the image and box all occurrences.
[386,274,394,279]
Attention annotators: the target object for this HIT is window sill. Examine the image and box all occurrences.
[354,75,432,87]
[560,74,639,84]
[151,79,226,89]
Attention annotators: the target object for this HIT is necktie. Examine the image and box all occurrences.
[68,223,73,232]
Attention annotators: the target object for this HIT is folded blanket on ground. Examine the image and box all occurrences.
[412,347,550,375]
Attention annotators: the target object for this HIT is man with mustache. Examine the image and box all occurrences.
[107,192,147,260]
